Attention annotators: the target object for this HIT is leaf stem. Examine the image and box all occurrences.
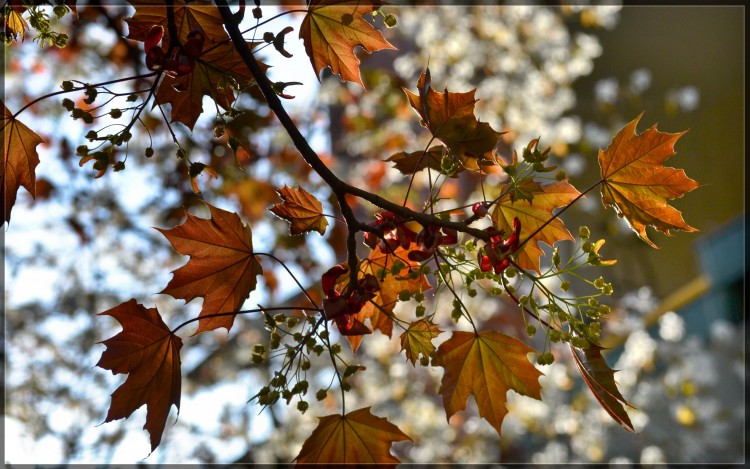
[170,306,321,334]
[10,72,160,120]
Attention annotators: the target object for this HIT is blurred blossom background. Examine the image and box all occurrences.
[3,3,744,464]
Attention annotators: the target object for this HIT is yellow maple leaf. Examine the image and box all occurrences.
[433,330,542,436]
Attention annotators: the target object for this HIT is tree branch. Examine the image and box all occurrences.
[213,0,492,243]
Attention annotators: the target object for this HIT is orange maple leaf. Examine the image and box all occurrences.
[570,343,635,432]
[493,180,581,273]
[345,244,431,351]
[270,185,329,235]
[1,100,44,224]
[157,201,263,334]
[433,330,542,436]
[400,319,442,366]
[403,69,502,172]
[295,407,411,464]
[300,0,396,87]
[126,0,268,129]
[96,299,182,452]
[599,113,699,248]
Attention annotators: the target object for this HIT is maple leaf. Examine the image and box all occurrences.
[295,407,411,464]
[403,69,502,172]
[126,0,268,129]
[2,7,28,41]
[300,0,396,87]
[345,244,431,351]
[570,343,635,432]
[157,201,263,334]
[386,146,458,177]
[269,185,329,235]
[96,299,183,452]
[1,101,44,224]
[599,113,699,248]
[433,330,542,436]
[492,180,580,273]
[400,319,442,366]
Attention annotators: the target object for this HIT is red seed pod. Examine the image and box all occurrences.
[472,202,489,218]
[145,46,164,71]
[144,25,164,52]
[183,26,205,59]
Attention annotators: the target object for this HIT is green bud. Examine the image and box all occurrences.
[82,112,94,124]
[76,145,88,156]
[286,317,299,328]
[579,226,591,239]
[252,7,262,19]
[419,355,429,366]
[263,31,274,43]
[313,345,324,355]
[316,389,327,401]
[594,276,605,289]
[398,290,411,302]
[126,94,138,102]
[61,81,74,91]
[293,332,303,342]
[415,304,426,317]
[54,34,68,48]
[176,148,187,159]
[384,14,397,28]
[588,298,599,308]
[110,109,122,119]
[582,241,593,253]
[526,324,536,337]
[297,401,308,413]
[341,382,351,392]
[555,170,567,181]
[550,329,561,343]
[113,161,125,171]
[85,130,97,140]
[560,281,570,292]
[145,147,154,158]
[300,359,311,371]
[467,288,477,298]
[331,344,341,354]
[71,108,84,119]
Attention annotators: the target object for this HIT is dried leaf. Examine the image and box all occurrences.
[295,407,411,464]
[570,343,635,432]
[96,299,182,452]
[270,185,328,235]
[599,113,699,248]
[400,319,442,365]
[300,0,396,87]
[493,180,580,273]
[403,70,502,171]
[157,201,263,334]
[434,330,542,436]
[1,100,44,224]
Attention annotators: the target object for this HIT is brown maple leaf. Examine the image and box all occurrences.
[295,407,412,464]
[157,201,263,334]
[345,244,431,351]
[1,100,44,224]
[400,319,442,366]
[433,330,542,436]
[300,0,396,87]
[270,185,329,235]
[492,180,581,273]
[570,343,635,432]
[126,0,268,129]
[403,69,502,172]
[599,113,699,248]
[96,299,183,452]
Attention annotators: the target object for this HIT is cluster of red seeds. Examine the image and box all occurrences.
[144,25,205,77]
[321,265,378,336]
[478,217,521,274]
